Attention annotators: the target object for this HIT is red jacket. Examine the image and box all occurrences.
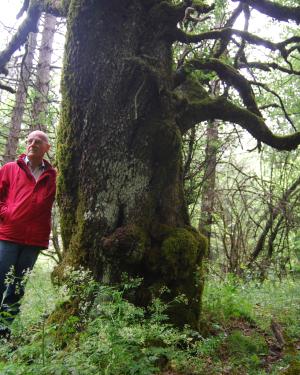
[0,154,56,248]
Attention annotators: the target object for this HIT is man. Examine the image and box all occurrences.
[0,130,56,338]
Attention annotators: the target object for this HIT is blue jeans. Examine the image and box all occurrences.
[0,240,40,326]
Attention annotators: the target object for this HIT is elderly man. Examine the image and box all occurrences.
[0,130,56,338]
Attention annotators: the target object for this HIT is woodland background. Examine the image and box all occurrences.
[0,0,299,374]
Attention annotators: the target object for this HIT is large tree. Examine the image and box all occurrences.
[1,0,300,329]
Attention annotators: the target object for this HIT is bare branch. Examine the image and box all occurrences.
[17,0,30,19]
[238,61,300,75]
[0,82,16,93]
[174,27,300,59]
[260,103,281,110]
[250,80,296,131]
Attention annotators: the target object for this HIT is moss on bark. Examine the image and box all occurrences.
[143,225,207,328]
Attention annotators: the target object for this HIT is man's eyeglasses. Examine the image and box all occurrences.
[26,138,44,146]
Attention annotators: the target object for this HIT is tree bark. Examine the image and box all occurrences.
[3,32,37,163]
[55,0,207,329]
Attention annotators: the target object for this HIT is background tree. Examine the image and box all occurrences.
[3,32,37,163]
[30,13,57,132]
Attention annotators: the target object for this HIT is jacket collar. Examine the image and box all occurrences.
[24,155,45,169]
[17,154,56,178]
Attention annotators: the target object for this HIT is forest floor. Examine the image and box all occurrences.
[0,259,299,374]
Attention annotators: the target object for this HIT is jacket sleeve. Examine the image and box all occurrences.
[0,165,9,219]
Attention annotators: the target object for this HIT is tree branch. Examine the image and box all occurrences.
[214,2,244,58]
[234,5,250,67]
[17,0,30,19]
[0,82,16,93]
[174,79,300,150]
[238,61,300,75]
[173,27,300,59]
[232,0,300,24]
[250,80,296,131]
[0,0,68,75]
[190,58,262,116]
[0,3,41,74]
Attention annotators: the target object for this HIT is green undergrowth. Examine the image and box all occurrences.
[0,259,299,374]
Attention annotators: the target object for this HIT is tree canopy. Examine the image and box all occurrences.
[1,0,300,149]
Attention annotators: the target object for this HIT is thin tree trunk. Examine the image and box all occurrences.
[31,13,57,131]
[267,215,284,258]
[198,119,218,256]
[3,32,37,163]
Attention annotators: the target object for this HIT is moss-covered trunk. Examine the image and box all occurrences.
[56,0,207,329]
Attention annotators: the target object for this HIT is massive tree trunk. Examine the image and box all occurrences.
[56,0,207,329]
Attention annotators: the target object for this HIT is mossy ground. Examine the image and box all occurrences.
[0,259,299,374]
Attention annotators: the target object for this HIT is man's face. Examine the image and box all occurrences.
[26,131,50,160]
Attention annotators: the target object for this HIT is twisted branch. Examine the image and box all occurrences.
[232,0,300,24]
